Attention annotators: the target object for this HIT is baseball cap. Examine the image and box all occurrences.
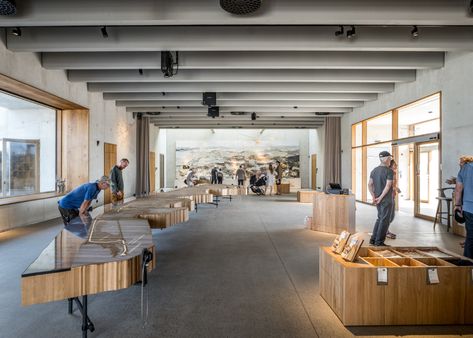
[379,151,392,158]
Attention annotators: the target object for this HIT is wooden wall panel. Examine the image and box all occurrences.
[149,151,156,192]
[61,109,89,191]
[104,143,117,204]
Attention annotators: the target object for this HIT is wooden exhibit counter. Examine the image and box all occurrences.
[297,189,318,203]
[320,246,473,326]
[312,191,355,234]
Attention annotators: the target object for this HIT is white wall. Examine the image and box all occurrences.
[0,31,137,232]
[162,128,315,189]
[340,51,473,188]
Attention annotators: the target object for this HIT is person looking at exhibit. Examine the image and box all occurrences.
[211,166,218,184]
[368,151,394,246]
[454,155,473,258]
[58,176,110,225]
[386,159,400,240]
[275,160,283,195]
[266,163,276,196]
[185,168,196,187]
[217,168,224,184]
[109,158,129,206]
[236,165,246,186]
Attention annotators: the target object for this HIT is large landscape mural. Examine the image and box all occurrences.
[175,140,300,188]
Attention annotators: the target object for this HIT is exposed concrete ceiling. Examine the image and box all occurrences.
[1,0,470,128]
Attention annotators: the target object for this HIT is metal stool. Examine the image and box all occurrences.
[433,187,454,232]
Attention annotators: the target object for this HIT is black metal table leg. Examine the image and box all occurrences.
[69,296,95,338]
[68,298,73,314]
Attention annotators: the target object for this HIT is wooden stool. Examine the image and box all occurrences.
[433,187,454,232]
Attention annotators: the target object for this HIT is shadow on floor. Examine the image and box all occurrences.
[348,325,473,336]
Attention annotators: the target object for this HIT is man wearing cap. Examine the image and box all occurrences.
[58,176,110,225]
[368,151,394,246]
[110,158,129,205]
[454,155,473,258]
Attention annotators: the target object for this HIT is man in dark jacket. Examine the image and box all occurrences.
[211,166,218,184]
[109,158,129,205]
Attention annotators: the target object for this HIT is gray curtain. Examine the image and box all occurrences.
[323,117,341,189]
[135,114,150,197]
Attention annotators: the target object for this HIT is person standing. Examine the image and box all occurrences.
[217,168,224,184]
[186,168,195,187]
[368,151,394,246]
[211,166,218,184]
[236,165,246,186]
[266,163,275,196]
[58,176,110,225]
[386,159,400,239]
[109,158,129,205]
[455,155,473,258]
[275,160,283,195]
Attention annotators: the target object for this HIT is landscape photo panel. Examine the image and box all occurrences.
[175,139,300,188]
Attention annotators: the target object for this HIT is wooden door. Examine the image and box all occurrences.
[159,154,165,188]
[104,143,117,204]
[311,154,317,190]
[149,151,156,192]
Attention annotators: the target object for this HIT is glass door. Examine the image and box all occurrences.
[414,141,440,219]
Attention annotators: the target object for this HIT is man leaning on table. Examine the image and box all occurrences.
[455,155,473,258]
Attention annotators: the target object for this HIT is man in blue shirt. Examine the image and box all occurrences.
[58,176,110,225]
[455,156,473,258]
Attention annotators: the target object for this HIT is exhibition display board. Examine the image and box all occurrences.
[320,245,473,326]
[312,191,356,234]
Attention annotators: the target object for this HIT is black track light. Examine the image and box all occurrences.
[346,25,356,39]
[138,68,144,75]
[101,26,108,38]
[12,27,21,36]
[335,25,344,37]
[251,112,257,121]
[411,25,419,38]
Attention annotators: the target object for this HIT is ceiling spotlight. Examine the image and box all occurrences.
[335,25,344,37]
[138,68,144,75]
[161,92,166,96]
[293,106,298,109]
[411,25,419,38]
[100,26,108,38]
[251,112,257,121]
[11,27,21,36]
[346,25,356,39]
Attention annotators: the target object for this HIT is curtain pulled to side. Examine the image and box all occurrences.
[136,114,150,197]
[323,117,341,189]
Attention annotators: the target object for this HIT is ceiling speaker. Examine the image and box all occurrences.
[202,92,217,106]
[220,0,262,15]
[0,0,16,15]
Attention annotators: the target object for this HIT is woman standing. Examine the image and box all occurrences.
[266,163,275,196]
[386,159,400,239]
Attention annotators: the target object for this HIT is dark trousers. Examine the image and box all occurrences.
[211,177,217,184]
[464,211,473,258]
[58,205,79,225]
[238,179,244,186]
[370,199,393,245]
[217,177,223,184]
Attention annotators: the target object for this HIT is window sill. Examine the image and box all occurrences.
[0,192,64,206]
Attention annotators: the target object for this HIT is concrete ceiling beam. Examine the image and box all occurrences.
[43,51,444,70]
[116,100,363,108]
[68,69,415,83]
[8,26,473,52]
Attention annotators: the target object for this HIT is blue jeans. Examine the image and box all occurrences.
[370,199,393,245]
[464,211,473,259]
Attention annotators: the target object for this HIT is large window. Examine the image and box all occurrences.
[351,93,441,210]
[0,91,56,198]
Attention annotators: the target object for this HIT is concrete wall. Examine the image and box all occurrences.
[162,129,315,189]
[341,51,473,188]
[0,31,137,231]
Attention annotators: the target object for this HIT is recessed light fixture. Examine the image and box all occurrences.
[346,25,356,39]
[335,25,344,37]
[12,27,21,36]
[100,26,108,38]
[411,25,419,38]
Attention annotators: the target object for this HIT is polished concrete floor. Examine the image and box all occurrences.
[0,194,472,338]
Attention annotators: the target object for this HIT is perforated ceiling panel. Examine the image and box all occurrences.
[220,0,262,15]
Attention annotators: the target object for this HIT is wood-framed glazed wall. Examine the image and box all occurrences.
[351,92,442,220]
[0,73,89,205]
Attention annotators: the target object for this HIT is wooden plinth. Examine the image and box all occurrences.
[312,191,355,234]
[279,183,290,194]
[297,189,318,203]
[320,246,473,326]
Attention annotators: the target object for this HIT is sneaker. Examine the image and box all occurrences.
[369,240,375,245]
[386,231,397,239]
[376,242,390,247]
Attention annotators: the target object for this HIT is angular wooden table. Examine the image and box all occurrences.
[22,217,156,337]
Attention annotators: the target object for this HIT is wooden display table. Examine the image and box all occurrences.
[278,183,290,194]
[320,246,473,326]
[312,191,355,234]
[297,189,318,203]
